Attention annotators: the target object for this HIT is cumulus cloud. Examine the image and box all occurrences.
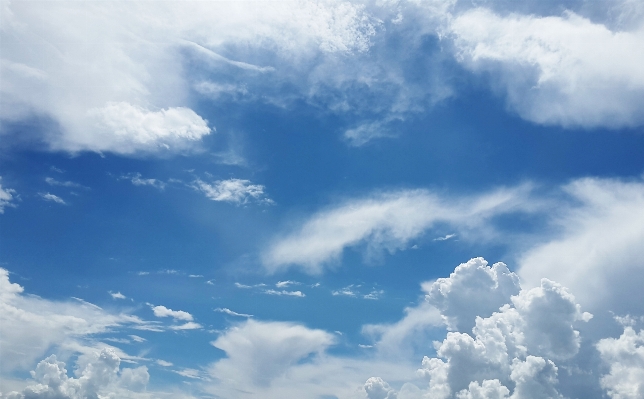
[0,178,17,213]
[39,192,66,205]
[597,326,644,399]
[191,178,272,205]
[263,185,536,274]
[446,6,644,128]
[424,258,521,332]
[4,348,145,398]
[364,376,398,399]
[151,305,193,321]
[169,322,202,331]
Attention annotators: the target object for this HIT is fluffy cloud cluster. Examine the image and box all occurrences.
[366,258,594,399]
[597,326,644,398]
[4,348,149,399]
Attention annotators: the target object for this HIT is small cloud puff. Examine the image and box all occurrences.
[191,178,273,205]
[151,305,193,321]
[109,291,126,300]
[39,192,66,205]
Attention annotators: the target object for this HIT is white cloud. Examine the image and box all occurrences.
[121,173,167,190]
[156,360,173,367]
[263,185,537,274]
[0,268,155,372]
[110,291,127,300]
[364,376,398,399]
[332,285,358,297]
[597,326,644,399]
[4,348,146,398]
[129,335,146,343]
[517,177,644,316]
[344,121,396,147]
[192,178,272,205]
[0,1,377,155]
[434,234,456,241]
[0,177,17,213]
[169,322,202,331]
[263,289,305,297]
[151,305,193,321]
[275,280,299,288]
[447,7,644,128]
[215,308,252,318]
[39,192,66,205]
[209,320,334,387]
[364,290,385,300]
[424,258,521,332]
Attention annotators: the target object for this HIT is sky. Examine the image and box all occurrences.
[1,0,644,398]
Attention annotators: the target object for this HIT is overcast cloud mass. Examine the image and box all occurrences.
[2,0,644,398]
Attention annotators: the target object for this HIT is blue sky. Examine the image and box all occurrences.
[2,1,644,398]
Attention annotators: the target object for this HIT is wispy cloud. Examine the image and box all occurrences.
[120,173,166,190]
[45,177,88,189]
[191,178,273,205]
[263,289,305,297]
[109,291,126,300]
[39,192,66,205]
[0,178,17,213]
[215,308,252,318]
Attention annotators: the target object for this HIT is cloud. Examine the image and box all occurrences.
[0,177,17,213]
[446,7,644,128]
[263,185,536,274]
[597,326,644,398]
[423,258,521,332]
[109,291,126,300]
[344,121,396,147]
[434,234,456,241]
[191,178,272,205]
[120,173,167,190]
[0,268,155,372]
[275,280,300,288]
[517,177,644,316]
[215,308,253,318]
[207,320,335,387]
[151,305,193,321]
[156,360,173,367]
[364,376,398,399]
[332,285,358,297]
[39,192,66,205]
[45,177,88,189]
[169,322,202,331]
[364,290,385,300]
[4,348,150,398]
[263,289,305,297]
[364,258,591,399]
[0,1,377,155]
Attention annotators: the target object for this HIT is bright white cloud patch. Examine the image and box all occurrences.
[215,308,252,318]
[0,1,376,155]
[4,348,150,398]
[192,178,272,205]
[597,326,644,398]
[263,185,536,274]
[109,291,126,300]
[447,7,644,128]
[365,258,592,399]
[0,178,17,213]
[45,177,87,189]
[151,305,193,321]
[424,258,521,332]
